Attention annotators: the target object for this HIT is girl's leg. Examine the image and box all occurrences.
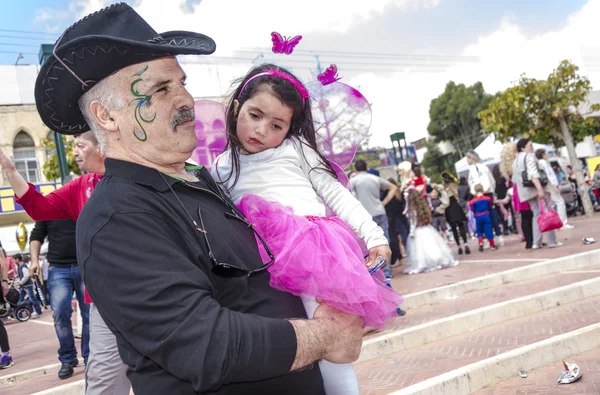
[301,296,359,395]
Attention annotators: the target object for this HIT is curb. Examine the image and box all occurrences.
[401,248,600,310]
[0,358,84,387]
[388,322,600,394]
[32,380,84,395]
[359,275,600,363]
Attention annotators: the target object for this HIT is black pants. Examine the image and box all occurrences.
[0,292,9,352]
[449,221,469,246]
[521,210,534,249]
[388,214,402,264]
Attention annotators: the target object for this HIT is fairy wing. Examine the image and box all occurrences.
[190,100,228,170]
[306,72,372,172]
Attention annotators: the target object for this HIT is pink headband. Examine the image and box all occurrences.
[238,69,309,104]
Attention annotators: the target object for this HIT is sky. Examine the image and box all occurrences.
[1,0,599,148]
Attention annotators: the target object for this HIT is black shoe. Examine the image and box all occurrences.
[478,244,484,252]
[465,245,471,255]
[58,361,77,379]
[458,247,463,255]
[396,308,406,316]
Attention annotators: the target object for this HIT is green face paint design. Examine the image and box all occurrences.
[130,64,156,142]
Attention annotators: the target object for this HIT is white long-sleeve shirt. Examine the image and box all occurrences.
[211,137,388,249]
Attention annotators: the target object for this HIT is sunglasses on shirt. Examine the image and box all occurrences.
[197,207,275,278]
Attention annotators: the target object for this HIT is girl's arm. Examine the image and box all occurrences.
[293,139,387,250]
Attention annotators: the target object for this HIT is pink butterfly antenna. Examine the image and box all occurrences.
[271,31,302,55]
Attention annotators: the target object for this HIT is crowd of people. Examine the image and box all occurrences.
[0,4,588,394]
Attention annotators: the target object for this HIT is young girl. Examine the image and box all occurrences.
[403,189,458,275]
[429,187,449,243]
[211,64,403,395]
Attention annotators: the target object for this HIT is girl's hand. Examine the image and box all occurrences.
[365,245,391,269]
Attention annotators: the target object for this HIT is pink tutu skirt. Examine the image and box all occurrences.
[238,194,404,329]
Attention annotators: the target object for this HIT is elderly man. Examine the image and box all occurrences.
[28,4,363,394]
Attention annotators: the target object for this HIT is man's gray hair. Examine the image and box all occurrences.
[466,149,482,164]
[78,76,125,153]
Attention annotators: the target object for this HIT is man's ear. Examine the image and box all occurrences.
[89,101,119,133]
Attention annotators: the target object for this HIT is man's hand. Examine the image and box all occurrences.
[29,260,40,278]
[365,245,391,269]
[313,302,364,364]
[0,150,15,172]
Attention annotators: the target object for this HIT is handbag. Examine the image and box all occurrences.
[522,155,548,188]
[537,198,563,232]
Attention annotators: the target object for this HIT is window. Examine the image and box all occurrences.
[13,131,39,183]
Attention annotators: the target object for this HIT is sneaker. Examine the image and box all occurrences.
[31,312,41,319]
[496,236,504,246]
[58,360,78,379]
[465,245,471,255]
[532,244,540,250]
[561,224,575,229]
[478,244,484,252]
[583,237,597,245]
[490,246,497,251]
[0,354,13,369]
[396,308,406,316]
[548,242,564,248]
[458,247,463,255]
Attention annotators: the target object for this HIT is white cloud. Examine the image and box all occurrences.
[42,0,600,149]
[345,0,600,147]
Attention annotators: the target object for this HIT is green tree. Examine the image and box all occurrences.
[41,136,81,182]
[479,60,600,216]
[421,139,459,184]
[428,81,494,157]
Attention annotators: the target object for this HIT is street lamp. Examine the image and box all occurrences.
[14,53,23,65]
[390,132,408,164]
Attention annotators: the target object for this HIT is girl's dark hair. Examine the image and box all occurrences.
[516,138,530,153]
[222,63,336,189]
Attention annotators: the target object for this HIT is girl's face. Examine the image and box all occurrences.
[524,141,534,153]
[235,88,293,155]
[430,189,439,199]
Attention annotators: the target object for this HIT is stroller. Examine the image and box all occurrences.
[558,180,579,217]
[0,281,33,322]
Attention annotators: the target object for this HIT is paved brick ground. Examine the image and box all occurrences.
[2,367,84,395]
[2,215,600,393]
[355,294,600,395]
[368,263,600,337]
[388,215,600,295]
[473,347,600,395]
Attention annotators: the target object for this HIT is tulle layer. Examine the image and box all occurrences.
[238,194,403,328]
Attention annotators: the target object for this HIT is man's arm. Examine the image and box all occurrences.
[80,211,362,392]
[381,180,398,207]
[15,177,83,221]
[29,221,48,276]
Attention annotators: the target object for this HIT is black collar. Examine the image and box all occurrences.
[104,158,208,192]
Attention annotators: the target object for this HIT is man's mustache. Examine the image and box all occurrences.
[171,109,195,131]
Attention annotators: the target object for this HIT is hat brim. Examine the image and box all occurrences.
[35,31,216,135]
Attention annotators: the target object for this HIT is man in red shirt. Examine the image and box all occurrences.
[0,131,122,393]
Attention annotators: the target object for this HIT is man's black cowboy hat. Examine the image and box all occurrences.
[34,2,216,135]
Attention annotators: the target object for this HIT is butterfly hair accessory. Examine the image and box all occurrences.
[317,64,342,86]
[238,68,309,102]
[271,32,302,55]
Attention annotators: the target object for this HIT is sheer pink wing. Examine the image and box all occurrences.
[191,100,228,170]
[306,77,372,172]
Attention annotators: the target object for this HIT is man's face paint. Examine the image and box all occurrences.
[129,64,156,142]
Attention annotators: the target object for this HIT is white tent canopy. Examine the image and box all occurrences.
[454,134,554,176]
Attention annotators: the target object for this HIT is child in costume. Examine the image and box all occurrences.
[211,63,403,395]
[429,186,449,243]
[469,184,497,252]
[403,189,458,274]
